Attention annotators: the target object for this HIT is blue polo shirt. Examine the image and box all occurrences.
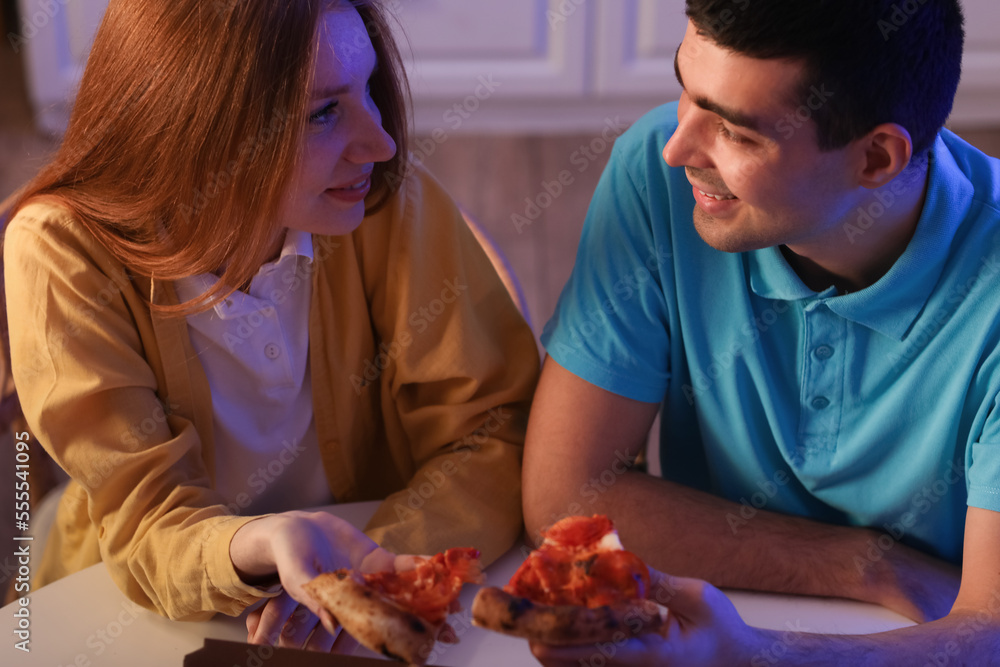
[542,102,1000,564]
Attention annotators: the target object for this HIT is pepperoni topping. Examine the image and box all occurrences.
[363,547,483,624]
[506,515,650,609]
[542,515,615,551]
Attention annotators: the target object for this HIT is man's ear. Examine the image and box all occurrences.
[855,123,913,189]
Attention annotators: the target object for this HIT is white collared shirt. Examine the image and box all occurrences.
[174,229,331,516]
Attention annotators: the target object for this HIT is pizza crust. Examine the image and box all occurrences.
[304,570,440,664]
[470,586,669,646]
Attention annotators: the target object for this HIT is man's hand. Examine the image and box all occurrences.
[531,571,761,667]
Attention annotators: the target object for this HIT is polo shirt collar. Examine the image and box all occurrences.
[748,133,974,341]
[174,228,315,319]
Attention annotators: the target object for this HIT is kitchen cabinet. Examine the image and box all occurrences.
[13,0,1000,135]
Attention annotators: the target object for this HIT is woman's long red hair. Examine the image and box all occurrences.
[12,0,409,313]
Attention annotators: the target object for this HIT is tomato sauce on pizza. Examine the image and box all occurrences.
[363,547,483,623]
[505,515,651,607]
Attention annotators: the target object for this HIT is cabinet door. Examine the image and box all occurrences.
[389,0,587,98]
[593,0,686,101]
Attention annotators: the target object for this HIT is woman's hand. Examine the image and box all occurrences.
[229,510,402,651]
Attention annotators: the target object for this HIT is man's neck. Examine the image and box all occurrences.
[782,160,930,294]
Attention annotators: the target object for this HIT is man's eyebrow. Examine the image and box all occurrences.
[673,46,764,134]
[673,46,684,89]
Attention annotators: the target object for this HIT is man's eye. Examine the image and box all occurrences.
[309,101,338,124]
[717,120,749,145]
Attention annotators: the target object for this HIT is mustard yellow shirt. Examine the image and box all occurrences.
[4,166,539,620]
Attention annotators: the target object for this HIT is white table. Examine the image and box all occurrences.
[2,502,913,666]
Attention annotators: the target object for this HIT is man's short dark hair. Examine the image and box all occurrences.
[685,0,965,155]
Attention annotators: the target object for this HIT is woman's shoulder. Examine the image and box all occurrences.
[4,197,124,274]
[6,197,78,233]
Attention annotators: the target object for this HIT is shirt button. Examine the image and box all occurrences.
[264,343,282,360]
[814,345,834,360]
[811,396,831,410]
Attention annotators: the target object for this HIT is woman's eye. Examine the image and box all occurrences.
[309,101,338,125]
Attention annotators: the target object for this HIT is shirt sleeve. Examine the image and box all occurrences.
[541,135,673,403]
[358,167,540,567]
[4,206,269,620]
[968,390,1000,512]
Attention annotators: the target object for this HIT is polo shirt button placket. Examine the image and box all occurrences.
[814,344,834,360]
[811,396,831,410]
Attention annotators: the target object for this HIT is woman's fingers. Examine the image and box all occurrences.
[278,604,322,649]
[246,593,343,652]
[248,593,299,645]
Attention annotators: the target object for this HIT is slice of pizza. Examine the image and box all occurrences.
[304,547,484,664]
[471,515,669,645]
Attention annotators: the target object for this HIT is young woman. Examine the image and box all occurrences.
[3,0,538,651]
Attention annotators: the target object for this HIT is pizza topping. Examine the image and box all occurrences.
[505,515,651,609]
[541,514,616,551]
[362,547,483,624]
[471,517,669,646]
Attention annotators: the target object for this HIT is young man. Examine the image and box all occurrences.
[524,0,1000,664]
